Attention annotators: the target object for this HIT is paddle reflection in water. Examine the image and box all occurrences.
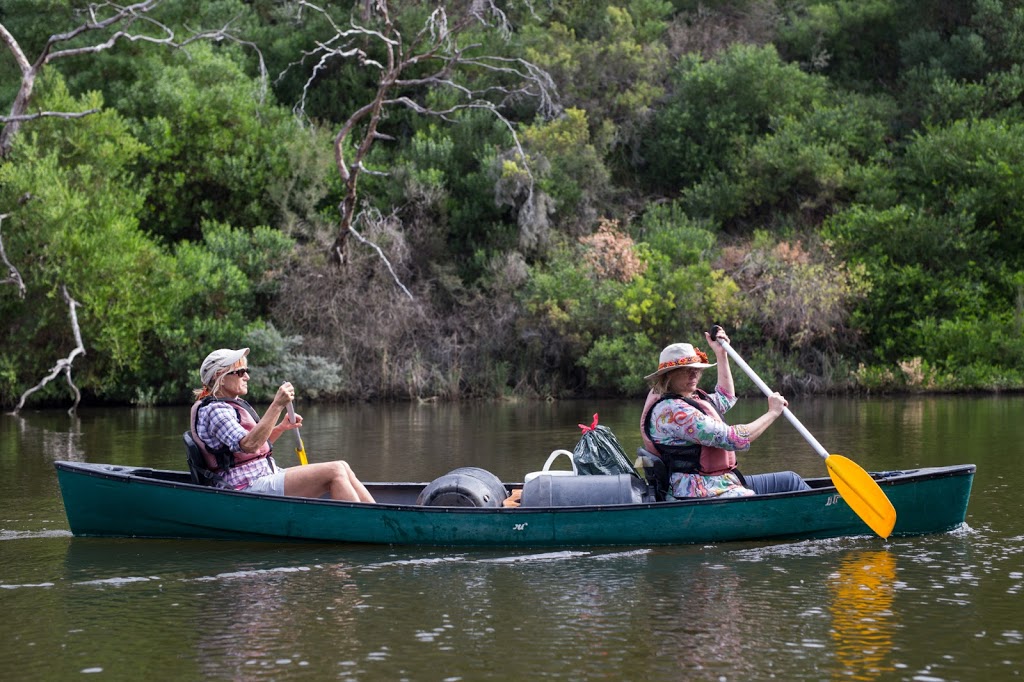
[828,550,897,681]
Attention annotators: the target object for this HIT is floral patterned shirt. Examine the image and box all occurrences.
[647,385,752,453]
[647,386,756,499]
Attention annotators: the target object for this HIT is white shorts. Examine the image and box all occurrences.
[245,468,287,496]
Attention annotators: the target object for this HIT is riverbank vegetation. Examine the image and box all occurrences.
[3,0,1024,408]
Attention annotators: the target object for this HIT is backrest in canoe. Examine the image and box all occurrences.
[182,431,220,486]
[635,448,669,501]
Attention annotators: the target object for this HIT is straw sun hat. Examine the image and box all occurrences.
[643,343,716,381]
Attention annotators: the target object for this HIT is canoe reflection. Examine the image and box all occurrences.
[829,550,897,681]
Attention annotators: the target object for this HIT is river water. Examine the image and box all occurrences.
[1,396,1021,681]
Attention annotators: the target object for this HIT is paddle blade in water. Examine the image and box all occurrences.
[825,454,896,539]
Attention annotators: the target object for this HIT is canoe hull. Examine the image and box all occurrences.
[54,462,975,546]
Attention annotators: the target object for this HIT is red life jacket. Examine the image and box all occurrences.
[189,397,272,472]
[640,389,737,476]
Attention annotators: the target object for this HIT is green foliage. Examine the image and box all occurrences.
[826,116,1024,367]
[518,207,744,395]
[364,108,521,282]
[6,0,1024,404]
[200,220,295,309]
[521,109,614,233]
[897,119,1024,261]
[243,324,345,402]
[143,222,298,405]
[522,2,671,161]
[581,333,660,395]
[641,43,829,192]
[775,0,948,88]
[115,44,319,243]
[825,206,991,361]
[683,93,896,225]
[0,75,173,403]
[0,70,301,407]
[520,239,616,361]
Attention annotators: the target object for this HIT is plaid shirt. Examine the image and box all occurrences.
[195,400,276,490]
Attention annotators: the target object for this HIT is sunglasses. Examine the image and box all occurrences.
[225,367,250,377]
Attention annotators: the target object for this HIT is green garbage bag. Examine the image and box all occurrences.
[572,414,642,478]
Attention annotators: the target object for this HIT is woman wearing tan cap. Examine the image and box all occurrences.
[190,347,374,502]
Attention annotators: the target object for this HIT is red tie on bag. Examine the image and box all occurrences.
[578,413,599,434]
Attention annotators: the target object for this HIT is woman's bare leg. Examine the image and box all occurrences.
[284,461,375,502]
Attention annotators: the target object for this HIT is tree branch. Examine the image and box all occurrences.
[0,109,100,124]
[0,2,268,156]
[12,285,86,416]
[289,0,559,277]
[347,210,414,300]
[0,212,26,298]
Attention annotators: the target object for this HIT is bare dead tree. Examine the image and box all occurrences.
[0,212,25,298]
[0,1,268,157]
[348,207,414,299]
[12,285,86,416]
[287,0,559,276]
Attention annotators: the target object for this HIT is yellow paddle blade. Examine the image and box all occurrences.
[295,446,308,466]
[825,454,896,539]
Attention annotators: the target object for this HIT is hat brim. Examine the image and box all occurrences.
[220,348,249,371]
[644,362,716,382]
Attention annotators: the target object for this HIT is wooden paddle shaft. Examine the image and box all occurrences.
[717,338,830,462]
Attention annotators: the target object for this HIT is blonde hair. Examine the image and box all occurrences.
[191,362,242,401]
[647,372,674,396]
[647,367,702,396]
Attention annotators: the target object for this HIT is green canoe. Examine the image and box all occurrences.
[54,461,974,546]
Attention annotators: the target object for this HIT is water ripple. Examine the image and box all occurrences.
[0,529,73,540]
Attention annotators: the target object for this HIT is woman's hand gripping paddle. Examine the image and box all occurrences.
[712,327,896,539]
[286,403,308,466]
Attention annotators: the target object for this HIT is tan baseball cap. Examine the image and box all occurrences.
[199,348,250,386]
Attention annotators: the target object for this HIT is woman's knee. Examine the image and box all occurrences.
[335,460,354,475]
[325,460,355,481]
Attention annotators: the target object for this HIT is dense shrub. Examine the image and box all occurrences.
[640,43,829,192]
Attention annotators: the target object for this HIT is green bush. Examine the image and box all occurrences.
[0,75,173,404]
[117,44,320,244]
[641,43,829,192]
[684,93,895,225]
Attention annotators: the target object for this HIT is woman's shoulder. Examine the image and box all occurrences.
[652,394,700,415]
[196,398,239,418]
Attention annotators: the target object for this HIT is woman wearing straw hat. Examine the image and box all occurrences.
[190,347,375,502]
[639,328,809,499]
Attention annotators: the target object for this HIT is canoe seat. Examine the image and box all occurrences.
[182,431,219,486]
[635,448,669,501]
